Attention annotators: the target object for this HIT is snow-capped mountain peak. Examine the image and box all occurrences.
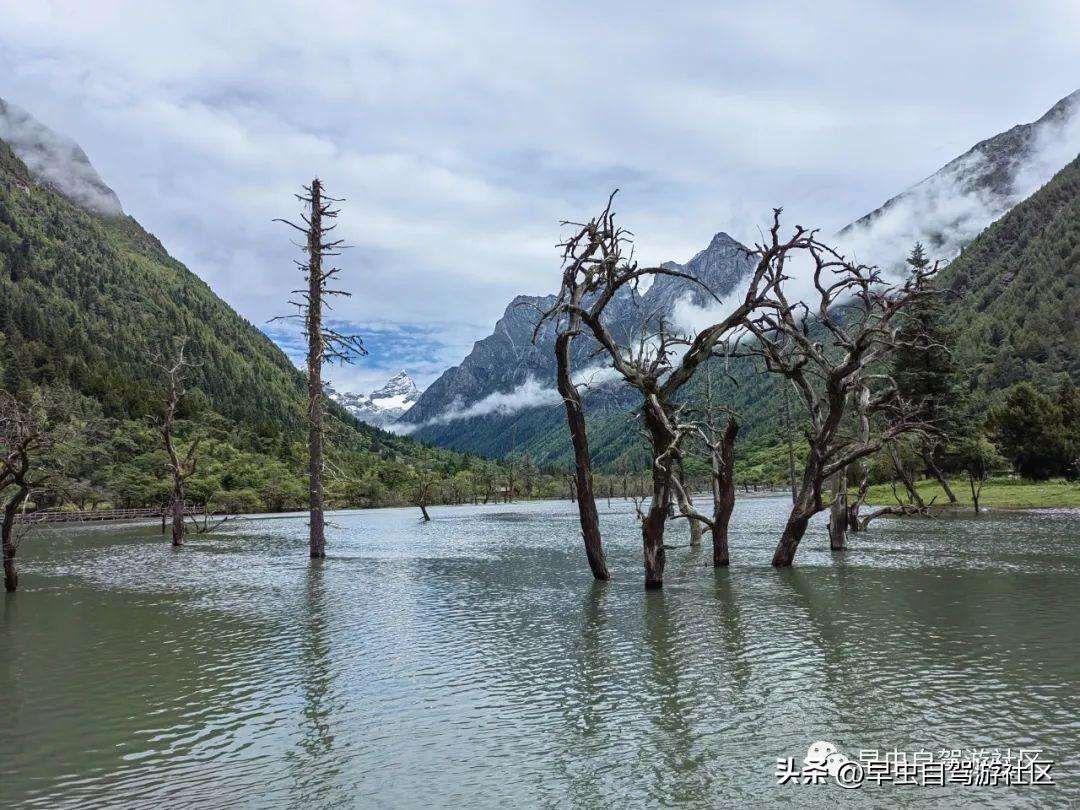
[328,371,422,428]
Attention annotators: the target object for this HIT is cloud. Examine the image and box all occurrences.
[835,91,1080,270]
[0,98,123,215]
[395,362,624,432]
[0,1,1077,392]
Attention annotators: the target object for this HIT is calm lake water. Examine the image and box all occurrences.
[2,496,1079,808]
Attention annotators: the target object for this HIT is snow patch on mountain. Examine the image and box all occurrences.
[328,370,423,428]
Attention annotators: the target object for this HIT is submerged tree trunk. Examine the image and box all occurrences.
[828,467,847,551]
[772,508,813,568]
[2,488,23,592]
[782,383,797,504]
[772,437,830,567]
[170,481,185,548]
[642,410,674,589]
[847,470,868,533]
[419,504,431,522]
[711,417,738,567]
[307,181,327,560]
[555,322,610,581]
[642,493,668,590]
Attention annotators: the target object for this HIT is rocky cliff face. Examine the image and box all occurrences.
[400,232,756,432]
[0,98,123,216]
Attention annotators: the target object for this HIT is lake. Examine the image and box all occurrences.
[2,496,1079,807]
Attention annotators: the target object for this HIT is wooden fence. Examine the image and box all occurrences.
[15,506,206,524]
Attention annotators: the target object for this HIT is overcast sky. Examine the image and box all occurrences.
[2,1,1078,392]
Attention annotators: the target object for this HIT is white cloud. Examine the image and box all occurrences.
[1,1,1078,391]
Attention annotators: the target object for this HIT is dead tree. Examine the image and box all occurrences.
[558,199,790,589]
[669,366,740,567]
[0,392,48,592]
[674,459,703,547]
[155,340,199,548]
[745,232,938,567]
[780,380,798,503]
[275,179,366,559]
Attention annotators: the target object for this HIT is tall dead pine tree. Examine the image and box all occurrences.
[155,339,198,548]
[276,179,366,559]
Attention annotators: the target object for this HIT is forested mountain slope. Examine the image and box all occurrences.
[0,122,497,511]
[934,153,1080,391]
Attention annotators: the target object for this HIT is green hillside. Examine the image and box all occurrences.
[0,138,503,511]
[935,153,1080,391]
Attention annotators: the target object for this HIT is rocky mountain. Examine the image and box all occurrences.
[839,88,1080,264]
[399,231,757,439]
[403,88,1080,462]
[0,98,123,216]
[328,370,422,428]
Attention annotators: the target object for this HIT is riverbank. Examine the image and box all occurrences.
[862,476,1080,510]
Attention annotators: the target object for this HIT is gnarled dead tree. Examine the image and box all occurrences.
[745,235,938,567]
[556,200,798,589]
[154,339,199,548]
[275,179,366,559]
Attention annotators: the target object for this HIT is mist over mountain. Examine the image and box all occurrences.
[402,88,1080,461]
[837,88,1080,265]
[0,97,123,217]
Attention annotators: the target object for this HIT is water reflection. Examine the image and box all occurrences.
[2,498,1078,807]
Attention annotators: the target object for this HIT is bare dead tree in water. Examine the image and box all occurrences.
[154,339,199,549]
[745,235,938,566]
[557,199,790,589]
[0,392,50,592]
[669,366,740,567]
[275,179,366,559]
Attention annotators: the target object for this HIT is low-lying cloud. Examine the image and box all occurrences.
[0,98,123,216]
[393,363,624,433]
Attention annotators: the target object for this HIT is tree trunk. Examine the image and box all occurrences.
[676,461,703,547]
[828,467,847,551]
[419,504,431,522]
[3,509,17,591]
[846,385,871,533]
[555,324,610,581]
[711,418,738,567]
[782,383,797,504]
[969,473,981,514]
[642,496,667,590]
[641,408,675,589]
[772,510,812,567]
[307,180,327,559]
[921,442,957,504]
[170,482,185,548]
[3,498,20,593]
[890,443,925,509]
[771,445,827,567]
